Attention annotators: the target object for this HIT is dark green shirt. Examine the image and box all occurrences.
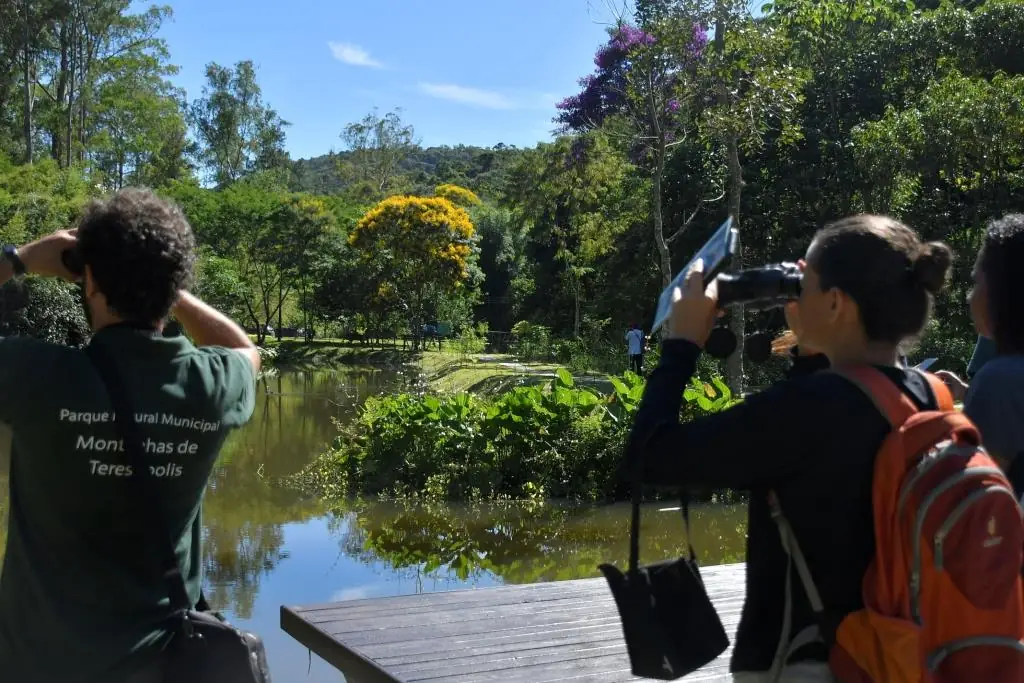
[0,325,256,682]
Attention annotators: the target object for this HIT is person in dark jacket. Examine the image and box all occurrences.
[936,215,1024,499]
[627,214,953,682]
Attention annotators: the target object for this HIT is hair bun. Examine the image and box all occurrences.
[912,241,953,294]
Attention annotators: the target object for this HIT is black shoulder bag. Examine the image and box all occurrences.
[598,481,729,679]
[86,343,272,683]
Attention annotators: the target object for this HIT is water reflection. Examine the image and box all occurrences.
[201,367,407,618]
[0,367,749,683]
[330,499,748,587]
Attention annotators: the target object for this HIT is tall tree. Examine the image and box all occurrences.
[348,194,479,345]
[504,134,643,337]
[189,60,290,187]
[338,108,418,198]
[556,16,711,291]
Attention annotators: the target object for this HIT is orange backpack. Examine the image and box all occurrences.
[768,365,1024,683]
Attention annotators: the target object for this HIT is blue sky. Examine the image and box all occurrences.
[141,0,620,160]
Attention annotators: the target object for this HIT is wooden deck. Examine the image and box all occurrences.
[281,562,745,683]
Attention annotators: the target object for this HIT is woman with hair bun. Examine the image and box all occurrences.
[627,215,964,682]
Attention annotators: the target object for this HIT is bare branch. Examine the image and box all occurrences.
[666,189,727,244]
[34,79,57,103]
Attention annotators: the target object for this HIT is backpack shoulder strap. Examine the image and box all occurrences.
[831,365,920,428]
[914,369,955,412]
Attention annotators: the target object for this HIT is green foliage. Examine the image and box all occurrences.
[347,193,482,344]
[3,0,1021,383]
[0,277,89,347]
[189,60,290,187]
[290,143,528,201]
[337,108,417,199]
[456,322,489,355]
[0,161,91,343]
[510,320,551,361]
[290,370,739,502]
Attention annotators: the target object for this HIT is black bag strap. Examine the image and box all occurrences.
[85,342,194,613]
[628,459,696,573]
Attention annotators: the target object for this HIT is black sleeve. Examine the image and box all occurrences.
[786,347,830,379]
[626,339,827,491]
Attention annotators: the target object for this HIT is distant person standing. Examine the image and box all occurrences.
[625,323,645,375]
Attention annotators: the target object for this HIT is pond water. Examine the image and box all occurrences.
[0,367,749,682]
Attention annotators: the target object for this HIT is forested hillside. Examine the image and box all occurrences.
[1,0,1023,385]
[289,144,526,200]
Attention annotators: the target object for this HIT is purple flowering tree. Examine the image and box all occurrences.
[556,19,713,289]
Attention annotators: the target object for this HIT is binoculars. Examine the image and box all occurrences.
[61,248,84,278]
[705,262,803,361]
[717,262,802,310]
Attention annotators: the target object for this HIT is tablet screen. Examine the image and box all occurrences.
[651,217,736,333]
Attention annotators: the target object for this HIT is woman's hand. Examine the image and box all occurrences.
[935,370,969,402]
[666,258,720,347]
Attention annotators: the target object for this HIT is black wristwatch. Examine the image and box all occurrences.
[2,245,25,276]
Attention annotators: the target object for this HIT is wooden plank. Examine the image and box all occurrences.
[296,563,743,616]
[282,562,745,683]
[326,592,744,648]
[281,605,400,683]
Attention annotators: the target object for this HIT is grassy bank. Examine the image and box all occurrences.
[255,338,416,367]
[257,338,609,394]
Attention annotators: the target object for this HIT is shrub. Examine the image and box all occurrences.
[456,322,489,355]
[510,320,551,361]
[290,368,740,502]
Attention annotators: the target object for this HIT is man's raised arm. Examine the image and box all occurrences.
[171,292,261,374]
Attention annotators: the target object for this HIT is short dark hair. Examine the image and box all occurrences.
[76,188,196,324]
[810,214,953,345]
[978,214,1024,354]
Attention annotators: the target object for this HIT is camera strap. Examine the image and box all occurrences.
[628,457,696,573]
[84,342,194,613]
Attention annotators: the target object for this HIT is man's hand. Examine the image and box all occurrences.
[935,370,969,402]
[666,258,721,347]
[20,229,79,281]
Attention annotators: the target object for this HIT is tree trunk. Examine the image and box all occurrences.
[53,21,69,164]
[652,146,672,292]
[276,281,284,339]
[716,4,745,394]
[66,11,77,169]
[78,35,88,165]
[302,276,310,342]
[724,137,744,394]
[573,279,581,339]
[21,0,33,164]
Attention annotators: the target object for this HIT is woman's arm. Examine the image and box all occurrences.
[627,340,832,491]
[962,363,1024,467]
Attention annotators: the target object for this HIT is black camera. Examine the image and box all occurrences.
[717,262,802,311]
[61,247,84,278]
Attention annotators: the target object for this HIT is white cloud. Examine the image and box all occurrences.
[418,83,516,110]
[331,584,379,602]
[328,42,383,68]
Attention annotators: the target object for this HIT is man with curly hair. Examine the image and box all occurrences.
[0,188,260,682]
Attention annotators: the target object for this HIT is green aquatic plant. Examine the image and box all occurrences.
[288,368,739,502]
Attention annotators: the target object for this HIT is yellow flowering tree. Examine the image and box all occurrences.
[434,183,481,208]
[349,194,477,340]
